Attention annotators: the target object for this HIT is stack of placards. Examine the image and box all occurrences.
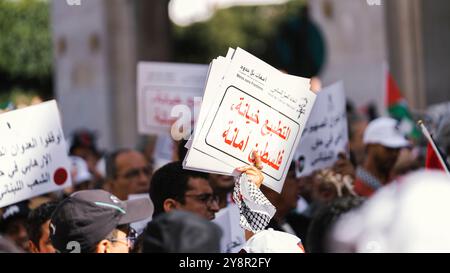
[183,48,317,193]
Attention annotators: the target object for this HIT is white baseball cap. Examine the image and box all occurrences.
[363,117,410,148]
[242,229,305,253]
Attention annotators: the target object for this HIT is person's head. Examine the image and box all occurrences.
[0,201,30,251]
[106,149,151,200]
[366,144,402,174]
[69,129,101,173]
[363,117,410,174]
[69,128,99,159]
[143,210,222,253]
[149,161,219,220]
[306,196,365,253]
[50,190,152,253]
[27,202,59,253]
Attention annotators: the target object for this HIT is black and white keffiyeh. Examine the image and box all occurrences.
[233,173,276,233]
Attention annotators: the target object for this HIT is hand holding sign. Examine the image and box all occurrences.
[236,151,264,188]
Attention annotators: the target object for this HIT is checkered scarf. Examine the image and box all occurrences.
[233,173,276,233]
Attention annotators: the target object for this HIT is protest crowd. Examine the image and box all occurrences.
[1,2,450,255]
[1,67,450,254]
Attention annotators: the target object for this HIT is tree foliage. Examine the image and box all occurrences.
[0,0,52,80]
[0,0,52,104]
[172,0,307,66]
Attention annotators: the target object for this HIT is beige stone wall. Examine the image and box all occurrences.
[52,0,171,150]
[309,0,388,115]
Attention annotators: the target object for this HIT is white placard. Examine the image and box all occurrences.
[137,62,209,136]
[183,55,237,174]
[294,82,349,177]
[188,48,316,193]
[0,101,72,208]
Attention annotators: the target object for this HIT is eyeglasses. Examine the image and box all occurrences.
[117,166,151,180]
[184,193,219,206]
[108,227,138,249]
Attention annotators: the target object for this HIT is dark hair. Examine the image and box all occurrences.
[105,148,133,180]
[177,139,188,162]
[306,196,365,253]
[27,202,58,249]
[149,161,209,217]
[69,129,99,155]
[289,160,296,173]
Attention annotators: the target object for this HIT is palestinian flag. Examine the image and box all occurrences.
[386,70,421,140]
[425,142,447,171]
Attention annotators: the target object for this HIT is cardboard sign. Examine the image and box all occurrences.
[184,48,316,193]
[137,62,209,136]
[294,82,349,177]
[183,55,236,175]
[0,101,72,208]
[205,85,301,182]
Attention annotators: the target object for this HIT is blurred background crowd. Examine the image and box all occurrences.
[0,0,450,253]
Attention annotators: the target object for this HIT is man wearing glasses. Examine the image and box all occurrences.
[149,161,219,221]
[50,190,152,253]
[105,149,152,200]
